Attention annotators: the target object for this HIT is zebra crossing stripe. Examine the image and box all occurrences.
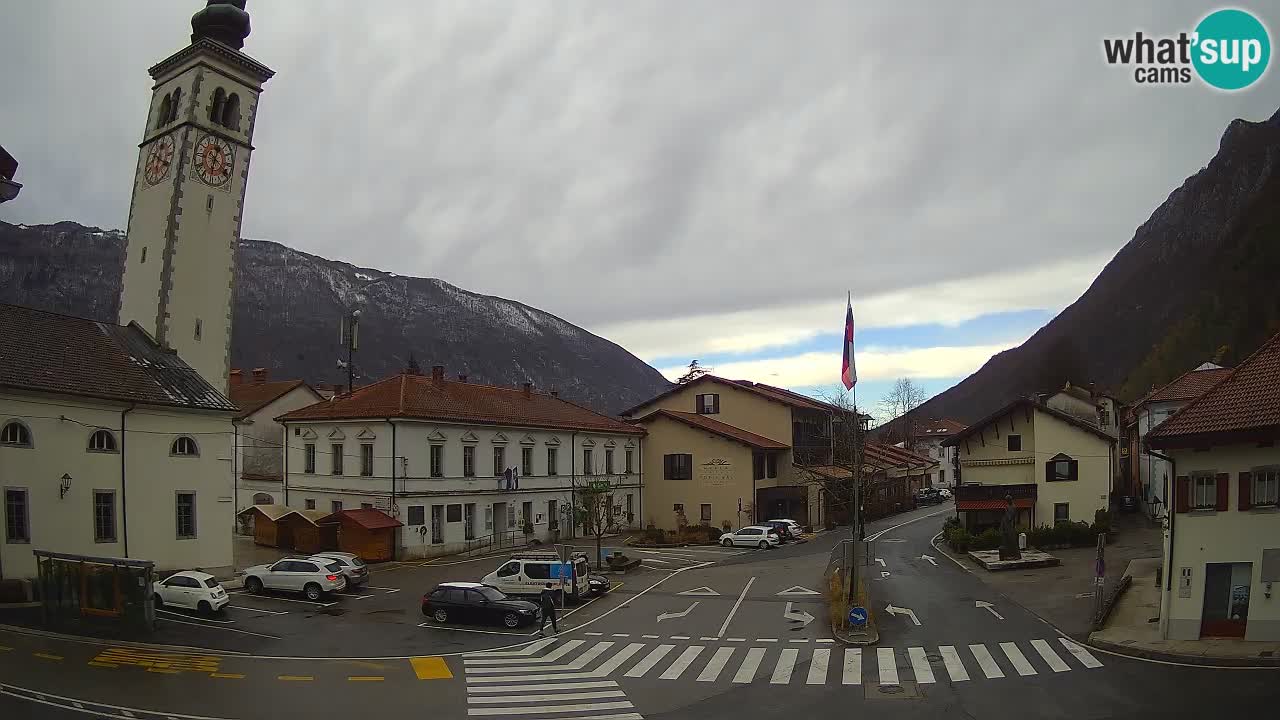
[999,642,1037,676]
[624,645,674,678]
[1030,639,1070,673]
[467,701,634,716]
[876,648,898,686]
[841,648,862,685]
[593,643,645,677]
[969,644,1005,679]
[659,646,705,680]
[468,681,618,693]
[465,640,585,666]
[770,648,799,684]
[907,647,935,684]
[938,646,969,682]
[733,648,766,683]
[467,638,558,658]
[467,691,627,704]
[697,647,736,682]
[468,671,598,683]
[566,642,616,670]
[1058,638,1103,669]
[806,649,830,685]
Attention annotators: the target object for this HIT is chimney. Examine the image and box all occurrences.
[432,365,444,383]
[457,374,468,383]
[251,367,268,383]
[229,369,243,386]
[550,389,559,398]
[332,383,345,395]
[522,382,532,398]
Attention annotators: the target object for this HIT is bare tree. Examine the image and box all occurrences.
[676,359,712,384]
[792,388,869,537]
[573,461,626,569]
[876,377,928,453]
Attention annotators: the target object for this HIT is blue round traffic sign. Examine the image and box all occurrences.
[848,606,868,626]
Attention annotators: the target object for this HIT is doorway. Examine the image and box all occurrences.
[1201,562,1251,638]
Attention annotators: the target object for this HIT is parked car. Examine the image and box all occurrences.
[421,582,541,628]
[314,551,369,588]
[766,519,805,540]
[720,525,782,549]
[938,488,953,500]
[153,571,229,614]
[915,487,945,505]
[242,556,347,601]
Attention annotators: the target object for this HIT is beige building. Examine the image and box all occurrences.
[229,369,323,518]
[942,397,1115,530]
[1148,331,1280,641]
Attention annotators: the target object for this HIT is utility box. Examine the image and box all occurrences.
[1018,532,1027,550]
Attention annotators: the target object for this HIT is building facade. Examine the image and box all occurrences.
[229,369,323,519]
[277,368,645,560]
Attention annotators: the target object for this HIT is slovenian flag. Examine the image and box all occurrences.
[841,295,857,390]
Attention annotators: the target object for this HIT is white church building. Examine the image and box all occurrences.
[1,1,272,580]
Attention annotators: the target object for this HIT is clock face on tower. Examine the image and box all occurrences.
[193,134,235,188]
[143,135,175,186]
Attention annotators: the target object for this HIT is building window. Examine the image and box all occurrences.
[175,492,196,539]
[547,500,558,529]
[605,449,614,475]
[1193,474,1218,509]
[156,93,172,129]
[507,505,516,529]
[193,318,202,340]
[331,443,344,475]
[430,445,444,478]
[493,447,505,476]
[484,505,493,530]
[700,503,712,523]
[431,506,443,543]
[1007,434,1022,452]
[1053,502,1069,524]
[463,445,475,477]
[696,393,720,415]
[4,489,30,543]
[408,505,425,526]
[448,504,462,523]
[663,454,692,480]
[171,436,198,457]
[361,503,373,510]
[754,454,765,480]
[766,453,778,479]
[88,429,117,453]
[331,500,343,513]
[1045,454,1077,482]
[583,448,594,475]
[547,447,558,476]
[465,503,476,539]
[673,503,684,515]
[361,443,374,476]
[305,499,316,510]
[522,447,534,476]
[304,443,316,473]
[626,494,633,517]
[1099,408,1110,426]
[625,449,633,474]
[140,247,147,264]
[93,491,116,543]
[1,421,33,448]
[1253,469,1279,506]
[221,92,241,130]
[939,469,946,484]
[209,88,226,124]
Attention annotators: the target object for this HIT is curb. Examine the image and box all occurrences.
[831,624,879,646]
[1087,636,1280,668]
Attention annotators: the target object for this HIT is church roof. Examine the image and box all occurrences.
[0,304,237,412]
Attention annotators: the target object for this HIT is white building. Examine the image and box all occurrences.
[1148,333,1280,642]
[276,366,646,560]
[229,369,322,518]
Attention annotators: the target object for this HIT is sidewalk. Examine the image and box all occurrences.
[1089,558,1280,666]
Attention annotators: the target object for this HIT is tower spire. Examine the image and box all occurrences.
[191,1,251,50]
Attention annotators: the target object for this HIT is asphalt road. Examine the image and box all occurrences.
[2,504,1278,719]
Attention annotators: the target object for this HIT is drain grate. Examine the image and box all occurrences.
[879,685,904,695]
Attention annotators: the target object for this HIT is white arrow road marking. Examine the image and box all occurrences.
[678,586,720,596]
[975,601,1005,620]
[657,601,699,623]
[884,604,921,626]
[782,602,815,627]
[776,585,820,596]
[921,555,937,566]
[875,558,886,567]
[880,571,891,579]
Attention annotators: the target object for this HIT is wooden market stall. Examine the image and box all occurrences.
[318,509,403,562]
[276,509,333,555]
[237,504,294,547]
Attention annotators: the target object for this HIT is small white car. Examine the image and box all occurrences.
[153,571,229,614]
[720,526,782,549]
[242,556,347,601]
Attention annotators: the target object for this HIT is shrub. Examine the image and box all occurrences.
[944,525,974,552]
[1093,509,1112,535]
[972,527,1003,551]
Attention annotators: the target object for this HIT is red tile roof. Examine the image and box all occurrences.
[230,379,315,419]
[278,374,644,435]
[1148,330,1280,447]
[864,442,936,468]
[873,416,967,444]
[1140,367,1234,405]
[320,508,403,530]
[633,409,789,450]
[0,304,236,412]
[941,398,1115,447]
[619,375,833,416]
[957,498,1034,511]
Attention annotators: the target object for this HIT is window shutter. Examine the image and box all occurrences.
[1238,472,1252,511]
[663,455,671,480]
[713,395,720,413]
[1045,462,1053,484]
[1215,472,1230,511]
[1069,459,1079,482]
[1175,476,1190,513]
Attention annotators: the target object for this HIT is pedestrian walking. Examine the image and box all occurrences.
[537,582,559,634]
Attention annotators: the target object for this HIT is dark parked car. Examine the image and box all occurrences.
[421,582,541,628]
[763,520,797,541]
[915,487,945,505]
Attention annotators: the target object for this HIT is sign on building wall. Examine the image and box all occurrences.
[699,458,733,488]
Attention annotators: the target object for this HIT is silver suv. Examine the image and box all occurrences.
[242,556,347,601]
[314,551,369,588]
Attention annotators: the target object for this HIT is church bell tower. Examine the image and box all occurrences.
[118,1,273,396]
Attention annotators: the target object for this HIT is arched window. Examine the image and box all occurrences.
[252,493,274,505]
[209,88,226,125]
[171,436,199,457]
[88,429,118,453]
[156,93,172,130]
[221,92,241,130]
[1,421,33,447]
[167,87,183,124]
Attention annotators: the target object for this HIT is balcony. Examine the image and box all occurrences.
[955,483,1036,511]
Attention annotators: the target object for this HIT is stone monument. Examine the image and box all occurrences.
[998,494,1022,561]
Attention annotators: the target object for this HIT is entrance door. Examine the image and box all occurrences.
[464,503,476,541]
[493,502,508,544]
[1201,562,1251,637]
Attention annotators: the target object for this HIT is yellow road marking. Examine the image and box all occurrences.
[94,647,220,674]
[34,652,63,661]
[410,656,452,680]
[278,675,314,681]
[210,673,245,679]
[88,661,118,668]
[146,668,179,674]
[347,676,385,682]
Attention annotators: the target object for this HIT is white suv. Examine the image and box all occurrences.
[720,526,782,549]
[242,556,347,601]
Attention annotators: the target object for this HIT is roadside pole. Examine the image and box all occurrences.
[1093,532,1106,624]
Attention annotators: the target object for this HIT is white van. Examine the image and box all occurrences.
[482,551,598,600]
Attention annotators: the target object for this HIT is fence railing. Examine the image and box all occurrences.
[462,530,531,557]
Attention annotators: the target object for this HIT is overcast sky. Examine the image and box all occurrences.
[2,1,1277,413]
